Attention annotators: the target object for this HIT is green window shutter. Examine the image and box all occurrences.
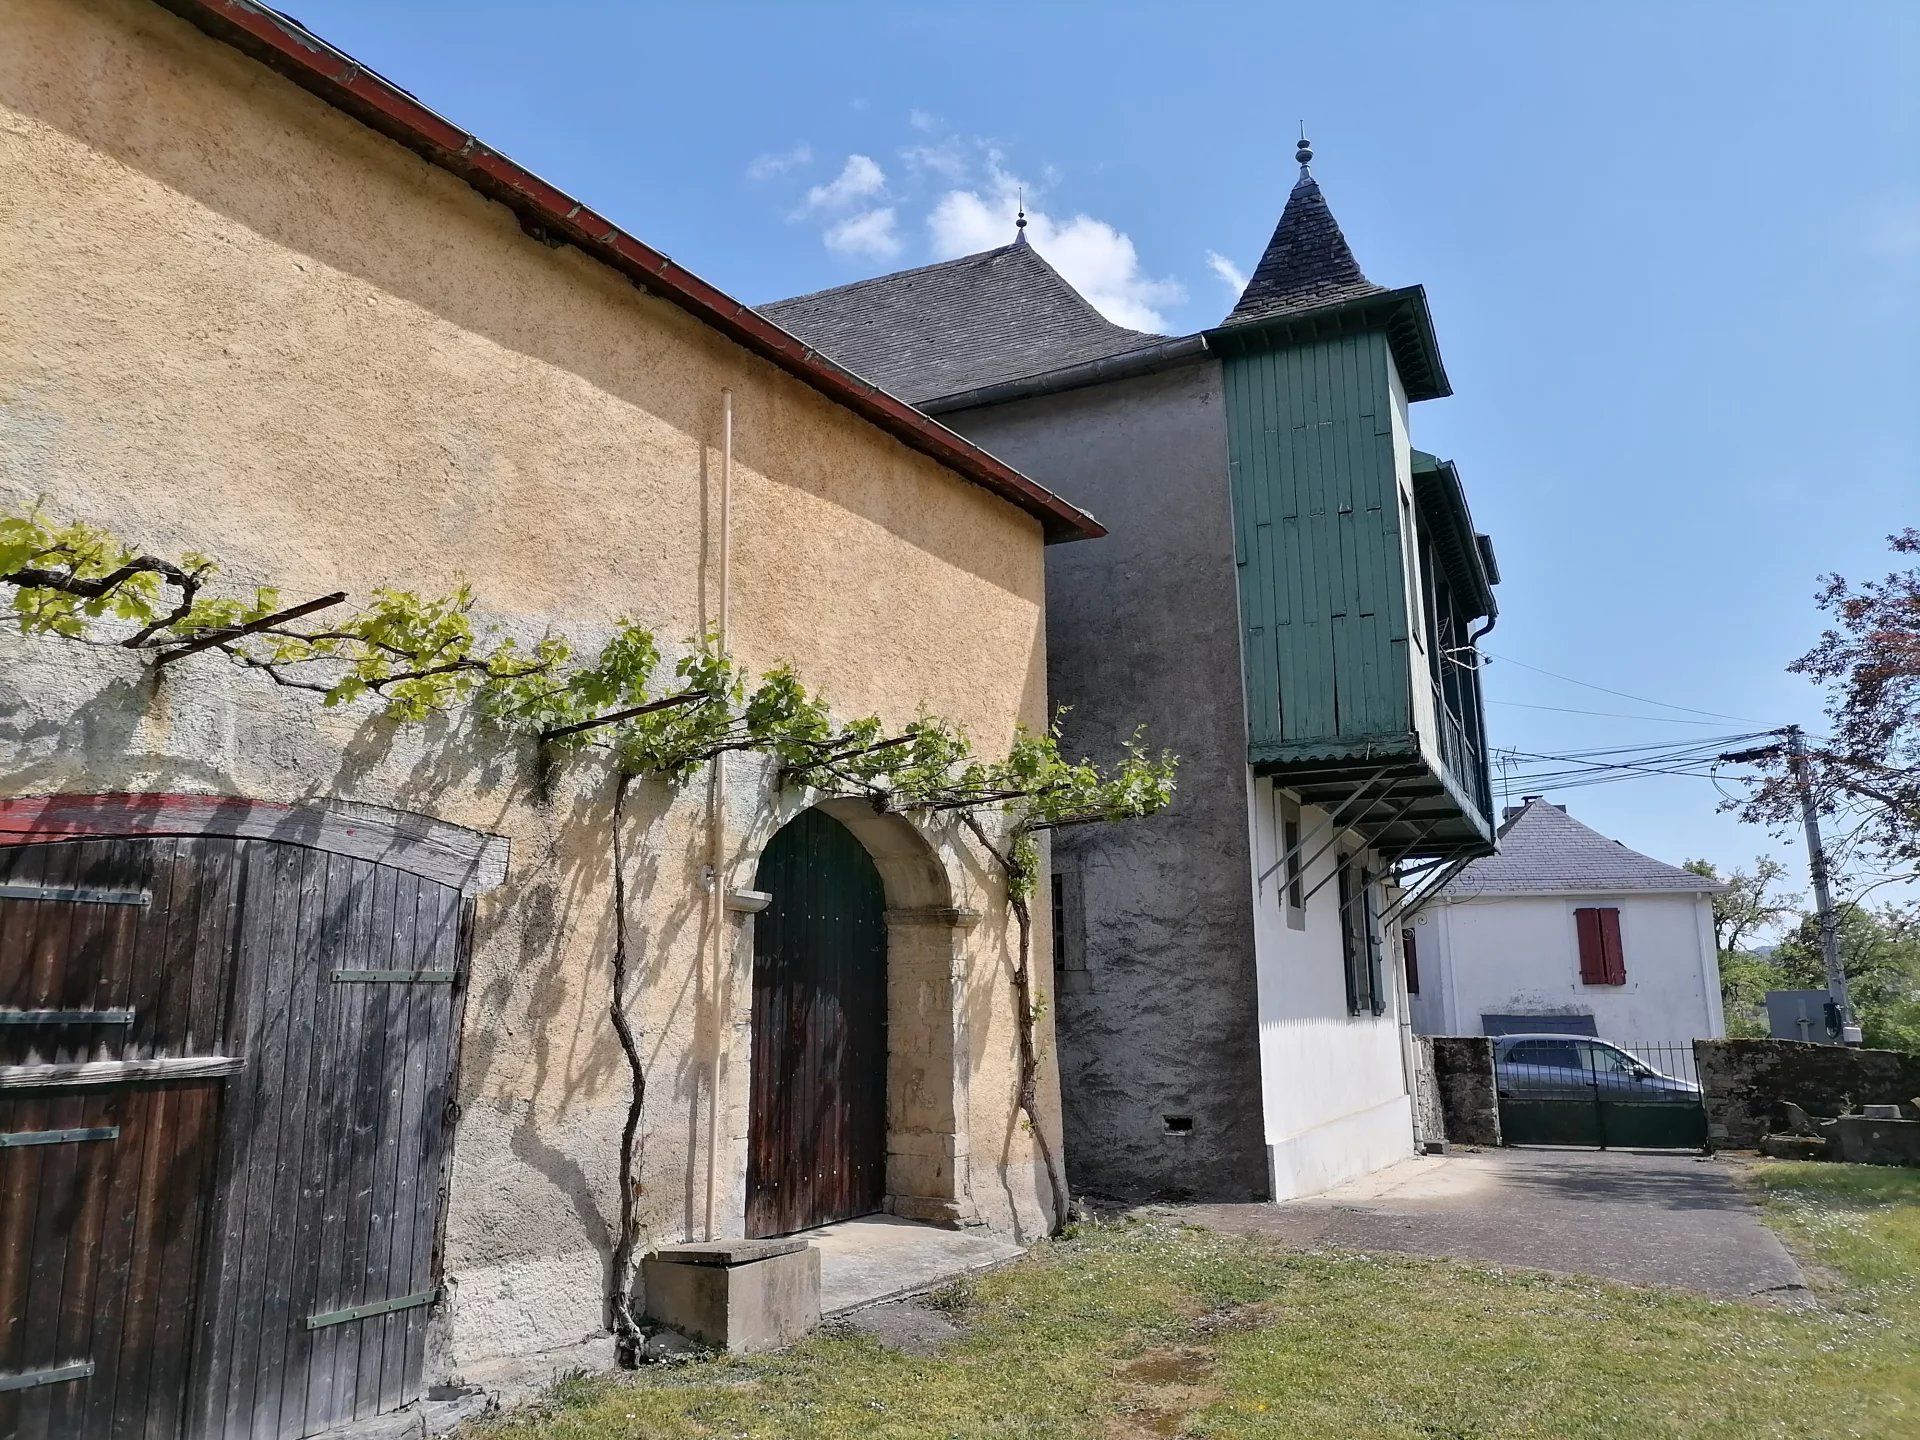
[1337,859,1362,1015]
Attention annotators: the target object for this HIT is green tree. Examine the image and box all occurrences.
[1736,530,1920,889]
[1773,903,1920,1053]
[1685,856,1799,1037]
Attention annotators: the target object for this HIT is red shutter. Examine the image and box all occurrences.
[1598,907,1626,984]
[1402,928,1420,995]
[1575,908,1608,984]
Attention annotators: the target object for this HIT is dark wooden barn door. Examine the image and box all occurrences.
[0,830,469,1440]
[1,838,240,1440]
[746,809,887,1238]
[191,845,466,1440]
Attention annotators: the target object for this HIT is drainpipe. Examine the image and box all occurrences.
[705,389,733,1239]
[1467,612,1497,822]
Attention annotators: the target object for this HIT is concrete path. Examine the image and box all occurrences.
[1163,1149,1806,1299]
[807,1215,1025,1316]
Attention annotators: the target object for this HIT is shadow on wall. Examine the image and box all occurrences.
[0,644,734,1310]
[3,0,1035,606]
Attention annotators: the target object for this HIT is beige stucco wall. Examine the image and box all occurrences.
[0,0,1063,1370]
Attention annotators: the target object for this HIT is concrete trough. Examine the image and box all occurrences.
[642,1238,822,1353]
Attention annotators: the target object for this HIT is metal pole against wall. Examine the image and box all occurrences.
[1787,725,1858,1044]
[705,389,734,1236]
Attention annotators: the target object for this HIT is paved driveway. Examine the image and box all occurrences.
[1163,1149,1806,1299]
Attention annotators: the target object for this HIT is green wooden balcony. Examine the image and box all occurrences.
[1218,325,1498,865]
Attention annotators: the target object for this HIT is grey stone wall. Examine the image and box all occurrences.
[1428,1037,1502,1147]
[1411,1038,1447,1150]
[1694,1039,1920,1148]
[943,359,1271,1200]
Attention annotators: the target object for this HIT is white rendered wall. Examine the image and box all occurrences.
[1247,777,1416,1199]
[1387,362,1440,767]
[1411,891,1726,1046]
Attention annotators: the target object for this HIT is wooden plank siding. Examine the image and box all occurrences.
[193,846,467,1439]
[2,830,471,1440]
[0,840,229,1440]
[1222,330,1414,761]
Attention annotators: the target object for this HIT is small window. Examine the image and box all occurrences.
[1402,927,1420,995]
[1337,857,1385,1016]
[1281,798,1305,929]
[1401,490,1424,652]
[1051,869,1085,976]
[1575,907,1626,986]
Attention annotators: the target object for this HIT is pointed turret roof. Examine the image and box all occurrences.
[1222,161,1386,326]
[1208,138,1452,401]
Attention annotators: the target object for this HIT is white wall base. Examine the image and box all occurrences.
[1265,1092,1415,1202]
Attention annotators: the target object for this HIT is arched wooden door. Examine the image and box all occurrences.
[745,809,887,1238]
[0,814,473,1440]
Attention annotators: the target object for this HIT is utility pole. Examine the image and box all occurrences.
[1786,725,1858,1044]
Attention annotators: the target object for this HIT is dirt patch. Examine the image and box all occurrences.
[1185,1301,1277,1338]
[1120,1348,1212,1385]
[1108,1346,1225,1438]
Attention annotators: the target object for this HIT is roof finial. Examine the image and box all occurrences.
[1296,123,1313,179]
[1014,186,1028,245]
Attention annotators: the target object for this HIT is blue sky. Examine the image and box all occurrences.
[298,1,1918,921]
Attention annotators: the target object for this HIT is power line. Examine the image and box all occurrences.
[1488,732,1779,796]
[1483,652,1757,724]
[1502,731,1772,760]
[1487,699,1731,726]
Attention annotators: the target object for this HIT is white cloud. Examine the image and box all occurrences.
[1205,249,1249,294]
[908,108,938,132]
[746,144,812,181]
[824,207,902,260]
[800,154,887,214]
[901,140,969,181]
[927,164,1184,331]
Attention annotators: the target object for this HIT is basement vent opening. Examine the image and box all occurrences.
[1162,1115,1193,1135]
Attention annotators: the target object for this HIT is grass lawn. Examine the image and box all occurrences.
[475,1162,1920,1440]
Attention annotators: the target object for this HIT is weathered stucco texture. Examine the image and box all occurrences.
[945,361,1272,1200]
[1,0,1064,1372]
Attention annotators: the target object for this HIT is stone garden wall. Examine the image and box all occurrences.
[1694,1039,1920,1148]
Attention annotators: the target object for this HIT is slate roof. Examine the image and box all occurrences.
[759,239,1171,405]
[1221,170,1386,327]
[1440,797,1724,898]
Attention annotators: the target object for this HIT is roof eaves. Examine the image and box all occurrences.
[152,0,1104,544]
[1409,452,1496,621]
[920,334,1211,415]
[1207,284,1451,402]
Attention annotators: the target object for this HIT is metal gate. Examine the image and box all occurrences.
[1495,1037,1708,1150]
[1,824,471,1439]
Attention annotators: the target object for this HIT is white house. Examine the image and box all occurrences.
[1407,797,1726,1048]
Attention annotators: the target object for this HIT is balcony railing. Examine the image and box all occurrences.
[1433,676,1491,826]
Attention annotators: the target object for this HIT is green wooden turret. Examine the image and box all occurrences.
[1210,138,1497,863]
